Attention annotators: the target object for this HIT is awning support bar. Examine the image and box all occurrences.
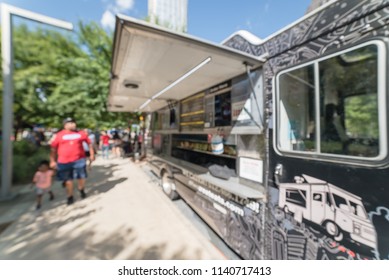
[139,56,212,110]
[245,62,265,128]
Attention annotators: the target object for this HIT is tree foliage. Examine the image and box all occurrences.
[1,21,138,131]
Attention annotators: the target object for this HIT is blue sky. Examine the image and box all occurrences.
[1,0,313,43]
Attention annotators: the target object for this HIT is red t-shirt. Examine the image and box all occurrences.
[101,135,110,146]
[51,130,91,163]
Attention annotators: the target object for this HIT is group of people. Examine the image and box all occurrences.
[99,130,123,159]
[21,128,47,147]
[99,129,143,160]
[31,118,145,210]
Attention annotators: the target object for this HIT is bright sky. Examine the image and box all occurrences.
[1,0,313,43]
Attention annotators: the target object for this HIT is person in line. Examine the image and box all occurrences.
[137,131,143,155]
[50,118,95,205]
[31,160,55,210]
[93,130,101,152]
[99,130,111,160]
[87,129,98,155]
[82,129,93,171]
[130,130,136,152]
[133,132,139,154]
[121,128,131,157]
[112,131,122,158]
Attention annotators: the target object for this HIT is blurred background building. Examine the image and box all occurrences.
[148,0,188,32]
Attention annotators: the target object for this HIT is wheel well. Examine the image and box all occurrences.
[160,168,168,178]
[321,219,332,227]
[160,167,178,199]
[161,166,175,179]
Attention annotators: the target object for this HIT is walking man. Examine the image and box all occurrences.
[50,118,95,205]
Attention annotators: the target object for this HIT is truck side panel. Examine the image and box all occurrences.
[225,0,389,259]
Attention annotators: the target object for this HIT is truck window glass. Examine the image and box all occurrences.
[278,65,315,152]
[277,43,381,159]
[319,44,379,157]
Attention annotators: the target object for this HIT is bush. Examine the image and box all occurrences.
[13,140,37,155]
[0,140,50,185]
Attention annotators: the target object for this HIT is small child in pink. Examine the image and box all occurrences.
[32,160,55,210]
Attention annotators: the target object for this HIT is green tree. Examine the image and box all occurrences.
[2,21,138,132]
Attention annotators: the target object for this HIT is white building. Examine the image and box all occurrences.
[148,0,188,32]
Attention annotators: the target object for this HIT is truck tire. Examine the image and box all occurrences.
[161,171,179,200]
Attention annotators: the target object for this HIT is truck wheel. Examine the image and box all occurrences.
[161,172,179,200]
[325,221,343,241]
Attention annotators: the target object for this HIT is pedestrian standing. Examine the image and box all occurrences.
[82,132,92,171]
[50,118,95,205]
[133,132,139,153]
[112,131,122,158]
[122,128,131,156]
[130,130,136,152]
[138,131,143,155]
[86,129,98,154]
[31,160,55,210]
[99,130,111,160]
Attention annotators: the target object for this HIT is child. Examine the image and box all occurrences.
[31,160,55,210]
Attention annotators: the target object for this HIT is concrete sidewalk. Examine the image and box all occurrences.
[0,157,226,260]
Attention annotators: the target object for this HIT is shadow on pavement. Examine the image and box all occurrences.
[0,159,207,259]
[0,161,127,259]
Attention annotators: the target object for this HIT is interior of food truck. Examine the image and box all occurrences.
[108,14,267,192]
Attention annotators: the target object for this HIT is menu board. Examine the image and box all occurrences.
[204,80,232,128]
[214,91,232,127]
[231,75,250,122]
[204,96,214,128]
[180,93,205,131]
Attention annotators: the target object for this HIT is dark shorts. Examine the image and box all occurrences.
[57,158,87,181]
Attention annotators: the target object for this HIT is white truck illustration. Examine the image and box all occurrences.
[278,174,377,250]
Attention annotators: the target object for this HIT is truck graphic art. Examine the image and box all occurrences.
[278,174,377,250]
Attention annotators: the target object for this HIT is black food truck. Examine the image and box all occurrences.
[108,0,389,260]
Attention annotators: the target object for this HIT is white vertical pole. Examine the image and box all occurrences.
[1,4,13,199]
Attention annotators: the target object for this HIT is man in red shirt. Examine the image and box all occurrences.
[50,118,95,205]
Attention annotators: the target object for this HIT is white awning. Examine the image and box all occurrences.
[108,15,263,112]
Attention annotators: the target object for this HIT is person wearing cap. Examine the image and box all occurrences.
[50,118,95,205]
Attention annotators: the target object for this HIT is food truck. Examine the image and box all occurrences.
[108,0,389,259]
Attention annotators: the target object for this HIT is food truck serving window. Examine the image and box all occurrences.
[276,41,387,161]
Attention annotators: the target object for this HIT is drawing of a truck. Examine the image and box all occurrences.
[278,174,377,250]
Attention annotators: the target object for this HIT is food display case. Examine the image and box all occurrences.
[171,133,237,170]
[152,73,263,176]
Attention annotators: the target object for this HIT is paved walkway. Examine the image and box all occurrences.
[0,157,226,260]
